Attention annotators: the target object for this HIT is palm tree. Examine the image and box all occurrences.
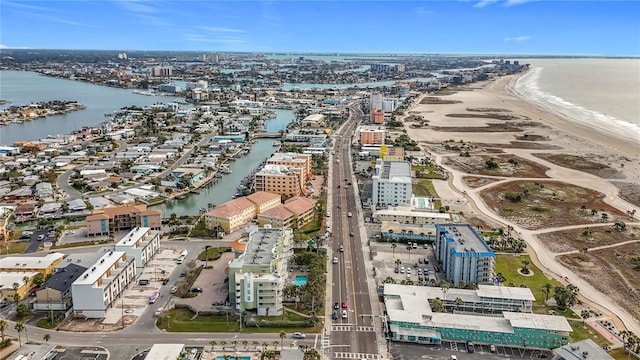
[581,310,590,323]
[242,340,248,349]
[391,243,397,258]
[262,341,269,351]
[272,340,279,349]
[43,334,50,343]
[0,319,7,342]
[279,330,287,350]
[220,340,227,349]
[543,283,552,303]
[495,273,507,285]
[252,340,259,350]
[231,340,237,349]
[521,259,530,274]
[14,322,25,347]
[209,340,218,350]
[429,298,445,312]
[454,297,463,313]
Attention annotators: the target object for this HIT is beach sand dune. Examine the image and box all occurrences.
[403,72,640,334]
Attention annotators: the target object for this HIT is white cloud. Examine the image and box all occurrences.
[200,26,245,33]
[415,6,433,16]
[474,0,500,8]
[118,0,158,14]
[504,36,532,42]
[505,0,536,6]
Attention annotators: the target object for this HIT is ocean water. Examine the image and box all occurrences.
[514,58,640,143]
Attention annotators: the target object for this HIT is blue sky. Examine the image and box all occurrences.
[1,1,639,56]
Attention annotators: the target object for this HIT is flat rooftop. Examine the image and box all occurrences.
[379,161,411,182]
[242,228,282,265]
[116,227,156,247]
[441,223,493,254]
[73,251,126,286]
[0,252,65,270]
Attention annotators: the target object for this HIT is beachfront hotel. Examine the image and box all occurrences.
[435,224,496,286]
[71,250,136,318]
[384,284,571,349]
[371,159,413,208]
[227,227,294,316]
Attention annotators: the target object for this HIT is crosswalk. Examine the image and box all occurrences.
[331,325,375,332]
[333,352,383,359]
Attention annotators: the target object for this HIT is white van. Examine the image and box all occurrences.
[342,309,348,319]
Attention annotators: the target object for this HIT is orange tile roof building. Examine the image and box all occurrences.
[86,204,162,236]
[205,198,257,234]
[257,196,317,229]
[254,164,306,200]
[205,192,283,234]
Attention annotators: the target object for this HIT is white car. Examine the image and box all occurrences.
[292,332,306,339]
[154,307,163,317]
[333,257,339,264]
[326,211,331,217]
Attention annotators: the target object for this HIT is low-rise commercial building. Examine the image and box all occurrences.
[0,271,38,302]
[0,252,65,276]
[115,227,160,272]
[384,284,571,349]
[228,227,293,316]
[71,250,136,318]
[435,224,496,285]
[373,206,451,225]
[301,114,325,128]
[552,339,613,360]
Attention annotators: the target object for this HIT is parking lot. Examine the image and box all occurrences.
[390,341,552,360]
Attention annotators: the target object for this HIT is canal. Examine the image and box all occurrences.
[152,109,295,216]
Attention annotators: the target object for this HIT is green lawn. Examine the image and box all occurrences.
[568,319,613,348]
[495,254,564,304]
[6,242,28,254]
[197,246,231,261]
[158,308,321,333]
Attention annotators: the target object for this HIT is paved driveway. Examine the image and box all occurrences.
[175,251,234,312]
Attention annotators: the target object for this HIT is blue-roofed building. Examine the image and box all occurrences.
[435,224,495,286]
[213,134,246,143]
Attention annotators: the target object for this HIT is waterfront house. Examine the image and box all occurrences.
[85,204,161,236]
[170,167,205,186]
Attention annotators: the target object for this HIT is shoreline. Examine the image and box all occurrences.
[506,70,640,155]
[403,73,640,335]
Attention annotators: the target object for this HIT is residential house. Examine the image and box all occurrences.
[33,263,87,311]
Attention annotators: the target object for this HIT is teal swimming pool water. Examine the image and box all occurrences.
[418,198,426,207]
[293,275,308,286]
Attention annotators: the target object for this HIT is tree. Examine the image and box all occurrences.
[454,297,463,313]
[231,340,237,349]
[16,304,30,319]
[14,322,24,347]
[495,273,507,285]
[279,330,287,350]
[581,310,590,323]
[209,340,217,350]
[0,319,7,342]
[252,340,260,350]
[429,298,445,312]
[391,243,397,258]
[43,334,50,343]
[262,341,269,350]
[553,284,580,311]
[242,340,248,349]
[543,283,553,302]
[220,340,227,349]
[521,259,530,274]
[272,340,279,349]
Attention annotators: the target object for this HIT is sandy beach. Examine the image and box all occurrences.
[402,72,640,335]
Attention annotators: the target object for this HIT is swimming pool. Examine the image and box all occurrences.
[215,357,251,360]
[418,198,426,207]
[293,275,308,286]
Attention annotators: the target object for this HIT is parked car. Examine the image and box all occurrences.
[332,311,338,320]
[212,300,225,306]
[170,286,178,294]
[347,212,352,217]
[342,310,348,319]
[334,302,340,310]
[341,301,348,309]
[333,257,339,264]
[153,307,163,317]
[37,234,45,241]
[292,332,306,339]
[190,287,202,293]
[162,278,170,285]
[466,341,475,353]
[490,344,496,353]
[339,245,344,252]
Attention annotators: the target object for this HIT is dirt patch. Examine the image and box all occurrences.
[463,215,501,232]
[537,225,640,253]
[420,97,462,104]
[479,180,628,230]
[557,242,640,324]
[446,113,522,121]
[477,142,563,150]
[462,176,502,188]
[612,181,640,208]
[534,153,626,179]
[466,107,512,112]
[443,154,550,178]
[430,123,523,133]
[57,315,136,332]
[515,134,551,141]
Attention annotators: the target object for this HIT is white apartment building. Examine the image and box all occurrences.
[228,227,294,316]
[115,227,160,272]
[372,159,412,208]
[71,250,136,318]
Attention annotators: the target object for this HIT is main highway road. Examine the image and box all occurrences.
[327,103,381,359]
